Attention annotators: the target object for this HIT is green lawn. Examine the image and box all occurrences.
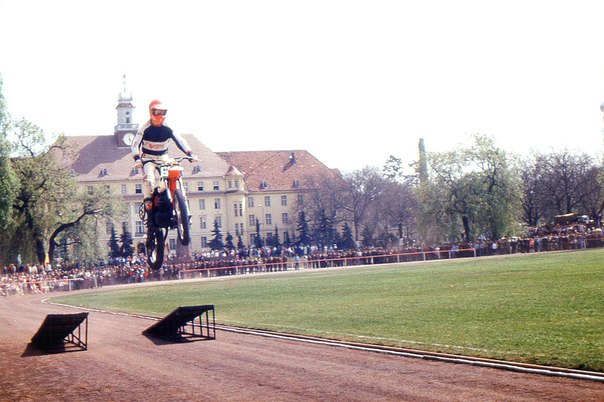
[51,249,604,371]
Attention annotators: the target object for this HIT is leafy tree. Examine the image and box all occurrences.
[208,219,224,250]
[0,75,17,235]
[3,116,124,265]
[418,134,519,243]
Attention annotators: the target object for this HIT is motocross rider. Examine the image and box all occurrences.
[131,99,194,229]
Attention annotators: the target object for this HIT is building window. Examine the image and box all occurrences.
[215,216,222,228]
[100,168,108,176]
[135,221,144,235]
[247,196,254,208]
[199,199,205,210]
[281,195,287,206]
[297,194,304,206]
[235,180,240,189]
[197,181,204,191]
[201,237,208,248]
[213,181,220,191]
[121,184,127,196]
[169,238,176,250]
[264,196,271,207]
[235,223,244,236]
[282,213,289,224]
[234,202,243,217]
[135,184,142,194]
[248,214,256,226]
[228,180,233,189]
[214,198,221,209]
[265,214,272,225]
[184,182,189,193]
[200,216,207,229]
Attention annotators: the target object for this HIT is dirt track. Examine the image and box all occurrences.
[1,292,603,402]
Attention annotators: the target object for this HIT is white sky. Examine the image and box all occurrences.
[1,0,604,173]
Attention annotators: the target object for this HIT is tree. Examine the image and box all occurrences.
[534,151,597,218]
[314,208,336,248]
[383,155,403,181]
[377,179,417,244]
[418,134,519,243]
[225,232,235,251]
[237,234,245,250]
[208,219,224,250]
[120,222,134,257]
[296,211,311,247]
[107,225,120,258]
[0,75,17,235]
[254,218,263,248]
[3,117,124,265]
[338,223,356,250]
[341,166,386,241]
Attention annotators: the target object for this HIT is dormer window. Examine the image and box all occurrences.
[260,180,269,189]
[131,167,140,175]
[293,179,300,188]
[193,165,202,174]
[100,168,108,176]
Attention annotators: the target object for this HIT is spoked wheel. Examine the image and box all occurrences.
[174,189,190,246]
[146,227,167,270]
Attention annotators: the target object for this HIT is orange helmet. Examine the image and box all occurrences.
[149,99,167,126]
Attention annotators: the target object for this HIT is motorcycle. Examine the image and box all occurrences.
[138,156,196,270]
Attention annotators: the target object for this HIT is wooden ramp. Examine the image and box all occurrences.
[143,305,215,341]
[30,312,89,352]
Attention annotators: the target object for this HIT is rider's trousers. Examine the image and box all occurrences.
[141,154,172,200]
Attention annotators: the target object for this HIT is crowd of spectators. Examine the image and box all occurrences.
[2,221,602,297]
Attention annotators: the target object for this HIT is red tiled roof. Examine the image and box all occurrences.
[218,150,342,192]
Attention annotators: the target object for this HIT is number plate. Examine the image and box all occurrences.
[159,166,169,178]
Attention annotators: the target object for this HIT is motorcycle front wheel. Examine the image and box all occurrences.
[174,189,190,246]
[146,227,166,270]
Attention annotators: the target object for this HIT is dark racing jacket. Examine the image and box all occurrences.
[131,120,192,162]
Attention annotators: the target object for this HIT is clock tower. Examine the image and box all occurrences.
[114,74,139,148]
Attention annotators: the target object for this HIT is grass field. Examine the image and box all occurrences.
[51,249,604,372]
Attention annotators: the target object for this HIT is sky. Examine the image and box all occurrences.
[1,0,604,173]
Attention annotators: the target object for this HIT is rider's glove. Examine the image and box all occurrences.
[133,155,143,169]
[186,151,197,162]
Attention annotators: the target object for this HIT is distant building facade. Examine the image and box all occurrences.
[62,90,342,257]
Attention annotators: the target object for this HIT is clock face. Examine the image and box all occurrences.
[123,133,135,146]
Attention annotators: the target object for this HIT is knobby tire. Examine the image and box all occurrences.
[174,189,190,246]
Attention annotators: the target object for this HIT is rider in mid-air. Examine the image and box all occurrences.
[131,100,194,229]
